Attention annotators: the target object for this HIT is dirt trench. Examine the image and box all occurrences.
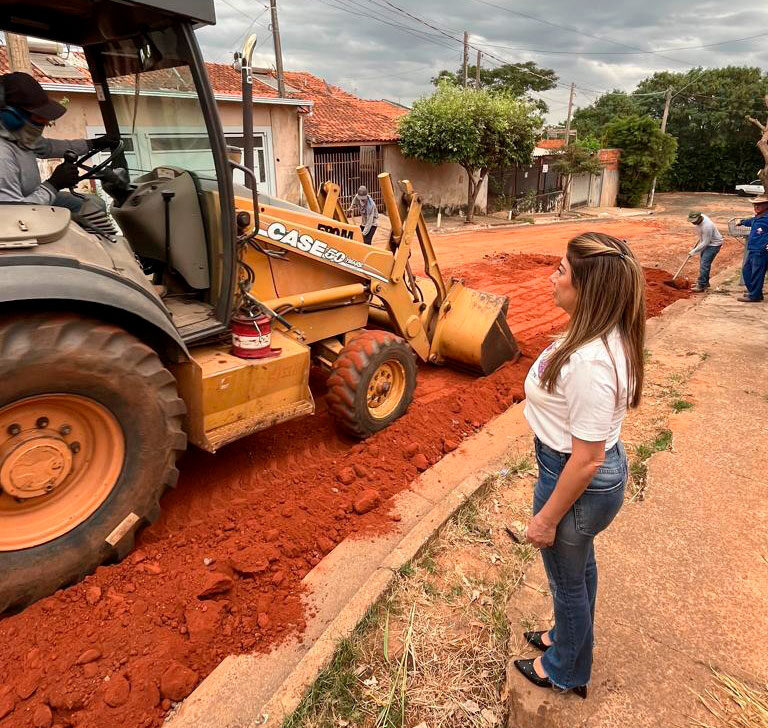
[0,244,690,728]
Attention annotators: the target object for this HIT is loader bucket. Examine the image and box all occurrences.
[430,282,520,375]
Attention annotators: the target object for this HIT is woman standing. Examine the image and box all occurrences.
[514,232,646,698]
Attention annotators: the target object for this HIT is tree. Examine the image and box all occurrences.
[432,61,557,113]
[571,90,639,139]
[551,142,604,216]
[602,115,677,207]
[398,84,541,222]
[633,67,768,191]
[746,94,768,190]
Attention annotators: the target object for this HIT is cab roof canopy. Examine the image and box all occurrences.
[0,0,215,47]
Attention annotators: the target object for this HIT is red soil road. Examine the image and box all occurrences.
[0,238,689,728]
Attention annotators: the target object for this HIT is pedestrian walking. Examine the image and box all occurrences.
[514,232,645,699]
[346,185,378,245]
[686,211,723,292]
[737,195,768,303]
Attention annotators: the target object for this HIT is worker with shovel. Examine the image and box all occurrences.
[687,211,723,292]
[347,185,379,245]
[736,195,768,303]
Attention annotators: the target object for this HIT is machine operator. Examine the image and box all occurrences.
[0,72,117,210]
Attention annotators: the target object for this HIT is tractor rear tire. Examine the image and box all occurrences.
[0,314,185,613]
[326,330,416,439]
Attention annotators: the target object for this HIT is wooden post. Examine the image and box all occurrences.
[270,0,286,97]
[564,82,575,146]
[6,33,32,73]
[475,49,481,87]
[648,86,673,208]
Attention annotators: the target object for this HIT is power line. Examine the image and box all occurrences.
[213,5,270,63]
[467,0,699,69]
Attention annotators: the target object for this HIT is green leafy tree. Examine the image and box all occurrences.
[571,90,640,139]
[551,141,604,215]
[632,67,768,191]
[602,115,677,207]
[399,84,541,222]
[432,61,557,113]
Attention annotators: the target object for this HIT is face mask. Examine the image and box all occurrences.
[14,121,44,150]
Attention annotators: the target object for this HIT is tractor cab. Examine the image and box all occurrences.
[1,1,239,344]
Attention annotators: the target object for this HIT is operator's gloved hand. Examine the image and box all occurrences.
[47,160,79,191]
[87,133,120,151]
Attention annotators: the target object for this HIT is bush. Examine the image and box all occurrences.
[603,114,677,207]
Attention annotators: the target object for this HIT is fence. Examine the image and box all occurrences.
[312,146,385,209]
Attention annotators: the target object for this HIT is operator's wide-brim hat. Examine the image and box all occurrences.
[750,195,768,204]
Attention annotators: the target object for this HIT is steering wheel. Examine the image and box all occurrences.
[64,140,125,182]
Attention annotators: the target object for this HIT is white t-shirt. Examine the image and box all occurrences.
[524,329,629,453]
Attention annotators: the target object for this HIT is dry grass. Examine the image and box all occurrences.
[284,465,537,728]
[691,669,768,728]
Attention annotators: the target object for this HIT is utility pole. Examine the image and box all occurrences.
[270,0,286,97]
[462,31,469,88]
[563,82,575,146]
[559,82,576,217]
[475,49,481,88]
[648,86,673,207]
[5,33,32,73]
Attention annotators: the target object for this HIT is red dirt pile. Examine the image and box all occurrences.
[0,252,689,728]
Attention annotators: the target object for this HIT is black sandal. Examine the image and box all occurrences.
[513,658,587,699]
[523,630,551,651]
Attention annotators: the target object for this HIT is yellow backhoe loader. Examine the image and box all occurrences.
[0,0,519,612]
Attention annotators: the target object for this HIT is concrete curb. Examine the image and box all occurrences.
[168,401,533,728]
[429,211,655,237]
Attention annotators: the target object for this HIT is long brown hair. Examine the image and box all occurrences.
[540,232,645,408]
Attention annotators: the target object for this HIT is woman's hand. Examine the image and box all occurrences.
[526,513,557,548]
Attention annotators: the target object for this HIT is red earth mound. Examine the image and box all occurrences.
[0,253,689,728]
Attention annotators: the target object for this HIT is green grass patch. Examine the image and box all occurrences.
[629,428,673,498]
[282,637,364,728]
[671,399,694,413]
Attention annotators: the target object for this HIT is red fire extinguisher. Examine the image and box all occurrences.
[231,313,282,359]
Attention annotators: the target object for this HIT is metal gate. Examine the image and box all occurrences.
[570,172,592,207]
[312,146,384,209]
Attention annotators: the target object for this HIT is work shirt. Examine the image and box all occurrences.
[689,214,723,255]
[0,127,89,204]
[348,194,379,235]
[739,212,768,252]
[524,329,629,453]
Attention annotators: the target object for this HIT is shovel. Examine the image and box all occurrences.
[664,253,692,289]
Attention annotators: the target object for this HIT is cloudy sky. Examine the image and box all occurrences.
[196,0,768,123]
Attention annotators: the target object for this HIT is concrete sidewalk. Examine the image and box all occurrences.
[506,285,768,727]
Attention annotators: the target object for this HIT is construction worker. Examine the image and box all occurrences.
[737,195,768,303]
[687,211,723,292]
[346,185,379,245]
[0,72,117,210]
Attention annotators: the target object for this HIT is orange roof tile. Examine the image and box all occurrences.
[537,138,566,149]
[1,47,406,144]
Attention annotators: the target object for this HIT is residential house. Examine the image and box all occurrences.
[0,45,313,203]
[284,73,485,213]
[489,138,621,212]
[1,45,484,212]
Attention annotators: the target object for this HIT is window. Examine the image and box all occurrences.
[225,135,267,185]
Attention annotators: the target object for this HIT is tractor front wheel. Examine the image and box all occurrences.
[326,330,417,438]
[0,314,185,613]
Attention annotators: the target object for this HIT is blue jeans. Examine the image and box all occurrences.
[742,249,768,301]
[697,245,720,288]
[361,225,377,245]
[52,191,85,213]
[533,437,627,689]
